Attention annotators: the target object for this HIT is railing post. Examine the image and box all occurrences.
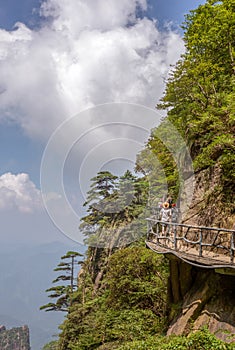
[174,225,177,250]
[156,221,159,244]
[230,231,235,264]
[199,228,203,257]
[146,219,149,240]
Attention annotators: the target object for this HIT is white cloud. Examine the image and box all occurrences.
[0,173,42,213]
[40,0,148,31]
[0,0,184,140]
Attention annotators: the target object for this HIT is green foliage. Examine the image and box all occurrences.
[136,119,184,205]
[67,309,162,350]
[80,170,149,248]
[157,0,235,173]
[58,245,169,350]
[84,171,118,204]
[116,327,235,350]
[151,0,235,216]
[106,246,168,313]
[42,340,58,350]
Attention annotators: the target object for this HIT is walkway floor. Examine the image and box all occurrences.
[146,239,235,270]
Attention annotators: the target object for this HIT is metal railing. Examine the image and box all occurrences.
[146,218,235,265]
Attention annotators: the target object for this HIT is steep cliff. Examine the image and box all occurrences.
[183,166,235,228]
[167,256,235,342]
[166,153,235,341]
[155,0,235,341]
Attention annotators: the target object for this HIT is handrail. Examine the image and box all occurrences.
[146,218,235,266]
[146,218,235,233]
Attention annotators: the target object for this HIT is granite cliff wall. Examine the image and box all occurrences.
[167,167,235,342]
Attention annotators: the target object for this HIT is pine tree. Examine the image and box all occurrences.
[40,251,83,312]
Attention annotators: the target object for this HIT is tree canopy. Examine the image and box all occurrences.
[158,0,235,176]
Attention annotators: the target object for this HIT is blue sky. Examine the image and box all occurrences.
[0,1,205,347]
[0,0,205,30]
[0,0,41,30]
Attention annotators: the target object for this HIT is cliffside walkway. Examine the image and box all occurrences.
[146,218,235,272]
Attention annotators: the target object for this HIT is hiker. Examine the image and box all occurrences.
[160,202,172,235]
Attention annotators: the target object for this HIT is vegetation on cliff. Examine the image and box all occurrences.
[157,0,235,217]
[43,243,235,349]
[58,245,169,350]
[80,170,149,249]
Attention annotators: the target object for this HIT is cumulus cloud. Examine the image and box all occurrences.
[0,0,184,139]
[40,0,148,31]
[0,173,42,213]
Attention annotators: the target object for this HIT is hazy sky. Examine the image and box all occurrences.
[0,0,205,246]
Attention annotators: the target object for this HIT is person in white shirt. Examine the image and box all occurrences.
[160,202,172,235]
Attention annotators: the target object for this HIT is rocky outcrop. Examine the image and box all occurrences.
[166,162,235,343]
[167,256,235,342]
[0,325,30,350]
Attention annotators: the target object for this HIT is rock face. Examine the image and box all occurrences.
[0,325,30,350]
[182,165,235,228]
[167,254,235,342]
[166,165,235,342]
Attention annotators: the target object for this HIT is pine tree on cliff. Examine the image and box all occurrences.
[80,170,148,248]
[40,251,83,312]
